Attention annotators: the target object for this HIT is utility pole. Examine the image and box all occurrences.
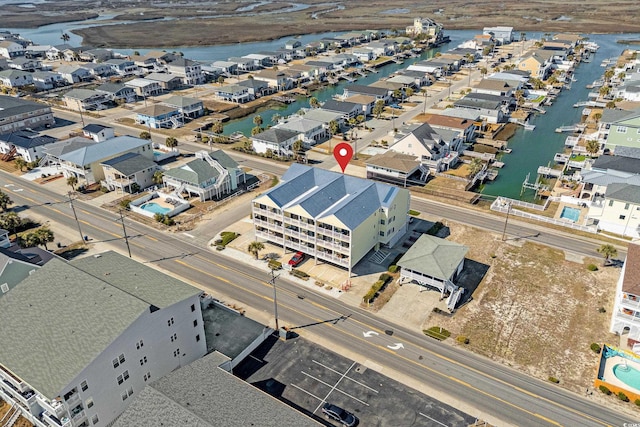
[76,100,85,128]
[423,90,427,114]
[501,201,512,241]
[68,192,85,243]
[119,209,132,258]
[268,269,280,331]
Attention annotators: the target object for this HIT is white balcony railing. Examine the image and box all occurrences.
[37,395,67,419]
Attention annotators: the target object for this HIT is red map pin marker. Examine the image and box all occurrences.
[333,142,353,173]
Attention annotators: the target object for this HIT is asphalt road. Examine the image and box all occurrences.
[1,171,630,427]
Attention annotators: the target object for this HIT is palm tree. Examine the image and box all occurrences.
[14,158,26,172]
[139,131,151,140]
[309,97,319,108]
[251,126,263,136]
[597,244,617,266]
[152,171,164,185]
[328,120,339,137]
[35,227,55,250]
[271,114,281,125]
[0,190,11,212]
[60,32,70,43]
[479,67,488,79]
[604,68,615,83]
[66,176,78,191]
[373,100,385,119]
[599,86,611,97]
[405,87,414,98]
[467,158,484,179]
[247,241,265,259]
[585,140,600,157]
[253,115,263,128]
[0,212,21,239]
[165,137,178,148]
[211,121,224,136]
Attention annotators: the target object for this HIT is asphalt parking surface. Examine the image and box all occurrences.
[234,335,477,427]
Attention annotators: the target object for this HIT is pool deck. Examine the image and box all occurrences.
[144,199,174,211]
[554,202,587,224]
[600,354,640,394]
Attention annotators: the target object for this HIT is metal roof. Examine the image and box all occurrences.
[398,234,468,280]
[100,152,156,176]
[163,158,219,185]
[57,135,149,167]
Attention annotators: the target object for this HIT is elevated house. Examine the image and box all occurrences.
[56,65,91,84]
[8,57,41,72]
[274,115,328,147]
[252,164,410,275]
[78,62,113,78]
[145,72,183,91]
[238,78,271,98]
[517,50,554,80]
[586,182,640,238]
[453,93,509,124]
[613,81,640,103]
[0,130,56,163]
[254,69,293,91]
[0,95,55,133]
[0,40,24,59]
[342,84,391,103]
[162,96,204,120]
[78,48,113,63]
[251,128,299,157]
[210,60,238,77]
[319,99,361,121]
[105,58,138,76]
[227,57,259,72]
[31,71,65,91]
[166,58,204,85]
[101,152,158,193]
[597,108,640,152]
[125,78,162,98]
[163,150,245,202]
[63,89,108,112]
[135,104,182,129]
[365,150,427,187]
[610,243,640,351]
[405,17,443,40]
[472,79,516,97]
[482,26,514,44]
[95,82,136,103]
[45,44,73,61]
[398,234,468,311]
[390,122,462,172]
[215,84,251,103]
[421,113,476,143]
[0,70,33,88]
[82,124,115,142]
[0,251,207,427]
[300,109,345,129]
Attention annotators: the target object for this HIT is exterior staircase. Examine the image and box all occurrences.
[195,151,229,195]
[1,146,16,162]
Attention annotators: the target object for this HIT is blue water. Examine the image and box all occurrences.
[140,202,170,215]
[560,206,580,222]
[613,363,640,391]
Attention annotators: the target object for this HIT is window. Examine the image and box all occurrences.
[167,317,174,326]
[191,304,195,312]
[112,358,119,369]
[620,215,626,220]
[136,339,144,350]
[380,219,385,225]
[625,203,630,210]
[122,392,128,401]
[609,200,614,207]
[193,319,198,327]
[86,399,94,409]
[170,333,177,342]
[379,231,384,237]
[127,387,133,397]
[92,415,99,425]
[119,354,125,364]
[1,283,8,293]
[617,126,628,133]
[117,375,123,385]
[123,370,129,381]
[173,349,180,357]
[80,381,88,392]
[196,334,201,342]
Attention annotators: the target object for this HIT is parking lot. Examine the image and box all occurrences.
[234,336,477,427]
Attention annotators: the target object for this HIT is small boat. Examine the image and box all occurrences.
[524,123,536,131]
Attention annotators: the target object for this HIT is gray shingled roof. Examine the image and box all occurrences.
[0,252,39,297]
[344,84,389,97]
[100,152,157,176]
[252,127,298,145]
[398,234,468,280]
[366,150,420,173]
[592,155,640,174]
[0,95,49,120]
[0,130,56,149]
[164,158,219,185]
[614,146,640,160]
[321,99,359,114]
[58,136,149,167]
[263,164,401,230]
[43,137,96,158]
[208,149,238,170]
[0,257,149,398]
[112,352,320,427]
[600,108,640,125]
[71,251,200,309]
[606,183,640,204]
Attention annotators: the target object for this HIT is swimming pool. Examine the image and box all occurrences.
[560,206,580,222]
[613,363,640,391]
[139,202,171,215]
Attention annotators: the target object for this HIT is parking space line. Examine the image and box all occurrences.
[314,362,360,413]
[419,412,449,427]
[312,360,379,393]
[290,383,324,402]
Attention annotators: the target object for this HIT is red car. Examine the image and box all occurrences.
[288,251,305,267]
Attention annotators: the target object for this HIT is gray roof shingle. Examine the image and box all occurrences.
[398,234,468,280]
[100,152,157,176]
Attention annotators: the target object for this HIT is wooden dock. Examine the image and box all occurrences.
[475,138,507,149]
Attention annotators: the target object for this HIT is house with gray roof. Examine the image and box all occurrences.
[101,152,158,193]
[95,82,136,103]
[319,99,361,120]
[365,150,427,187]
[63,88,109,111]
[586,182,640,238]
[0,69,33,88]
[300,108,345,128]
[78,62,112,78]
[390,122,462,172]
[0,251,206,427]
[454,93,509,124]
[252,164,410,275]
[145,72,183,90]
[82,124,115,142]
[274,115,328,146]
[55,65,90,84]
[215,83,251,103]
[610,243,640,348]
[398,234,469,311]
[163,150,245,201]
[31,70,65,91]
[49,135,153,185]
[163,95,204,119]
[0,129,56,162]
[112,351,320,427]
[0,95,54,133]
[343,84,391,102]
[251,127,300,157]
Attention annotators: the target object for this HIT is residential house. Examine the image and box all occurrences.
[56,65,91,84]
[95,82,137,103]
[78,62,113,78]
[330,54,359,69]
[40,136,96,166]
[0,41,24,59]
[0,251,207,427]
[227,56,259,72]
[406,17,443,39]
[101,152,158,193]
[421,113,476,143]
[343,93,377,117]
[299,108,344,130]
[64,89,108,112]
[285,39,302,50]
[215,84,251,103]
[407,59,445,76]
[482,26,514,44]
[45,44,72,61]
[319,99,361,120]
[105,58,138,76]
[8,57,41,72]
[0,130,56,163]
[587,183,640,238]
[252,164,411,275]
[130,54,159,72]
[385,75,419,91]
[238,78,271,98]
[125,78,163,97]
[0,70,33,88]
[254,69,293,91]
[78,48,113,63]
[60,46,83,62]
[31,71,65,91]
[352,48,374,62]
[0,95,55,133]
[242,53,271,69]
[163,150,245,201]
[145,72,183,91]
[211,60,238,77]
[365,150,427,187]
[275,115,328,146]
[51,135,154,185]
[251,128,299,157]
[613,81,640,102]
[398,234,468,311]
[343,84,391,103]
[82,124,115,142]
[140,50,178,66]
[390,122,461,172]
[303,60,333,76]
[135,104,182,129]
[166,58,204,85]
[163,96,204,120]
[610,243,640,351]
[473,79,516,97]
[366,41,395,58]
[24,45,52,59]
[598,108,640,152]
[396,70,431,88]
[517,50,553,80]
[453,93,509,124]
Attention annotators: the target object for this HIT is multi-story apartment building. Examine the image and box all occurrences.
[0,251,207,427]
[611,243,640,353]
[0,95,55,133]
[252,164,410,276]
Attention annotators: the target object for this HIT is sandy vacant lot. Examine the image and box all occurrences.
[2,1,639,47]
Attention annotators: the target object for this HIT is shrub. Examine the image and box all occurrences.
[216,245,225,251]
[378,273,392,283]
[290,269,309,280]
[548,376,560,384]
[218,231,239,246]
[598,307,607,313]
[618,391,629,402]
[119,199,131,209]
[587,264,598,271]
[635,398,640,407]
[456,335,470,344]
[314,281,324,287]
[363,279,387,303]
[408,209,420,216]
[599,385,611,395]
[268,260,282,271]
[388,264,399,273]
[423,326,451,340]
[590,343,601,353]
[427,221,445,236]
